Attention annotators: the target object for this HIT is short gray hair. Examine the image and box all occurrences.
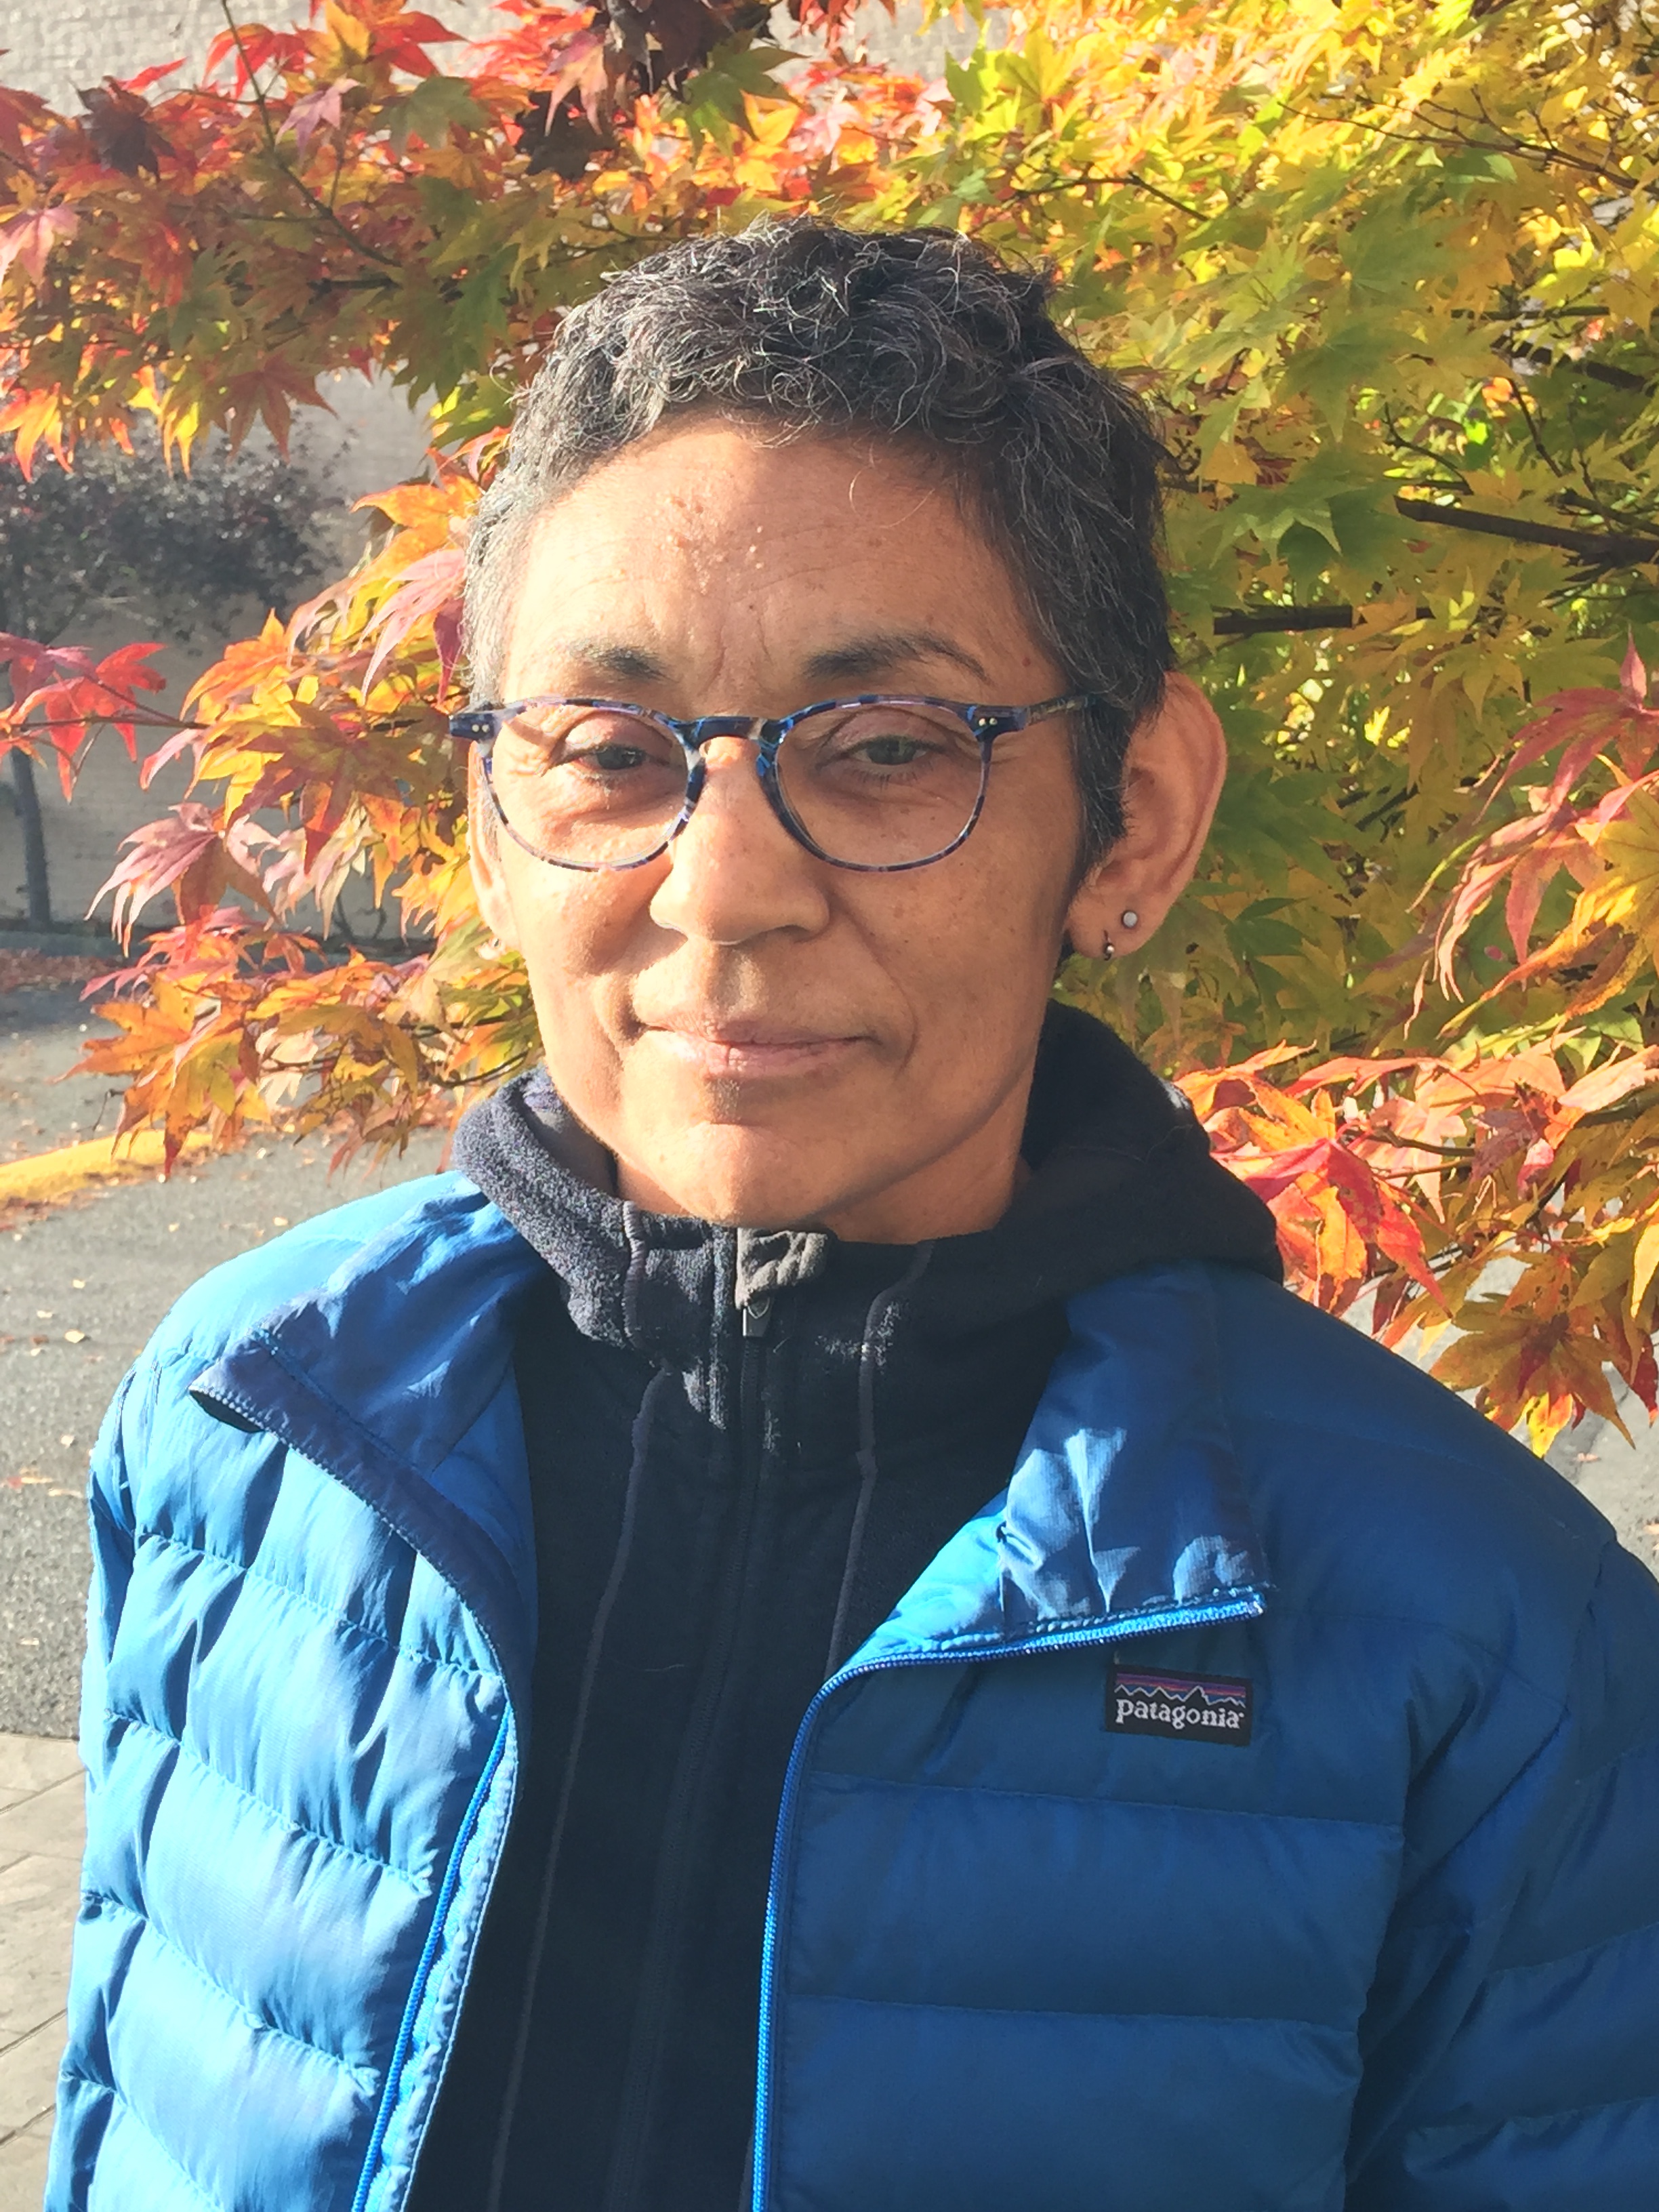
[464,220,1172,861]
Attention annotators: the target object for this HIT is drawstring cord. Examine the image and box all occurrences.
[823,1242,936,1679]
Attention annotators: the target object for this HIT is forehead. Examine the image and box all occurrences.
[499,418,1052,697]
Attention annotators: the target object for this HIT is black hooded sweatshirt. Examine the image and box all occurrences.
[408,1002,1279,2212]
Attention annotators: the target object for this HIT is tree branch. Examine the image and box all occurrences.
[1507,377,1566,480]
[1115,169,1203,219]
[1379,404,1471,494]
[1505,340,1652,394]
[1282,89,1642,193]
[1209,605,1431,638]
[991,163,1204,218]
[216,0,401,272]
[1393,495,1659,566]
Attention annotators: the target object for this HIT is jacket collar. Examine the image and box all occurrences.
[851,1263,1270,1668]
[190,1181,546,1709]
[190,1187,1269,1702]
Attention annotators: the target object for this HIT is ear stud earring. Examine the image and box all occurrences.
[1120,908,1140,931]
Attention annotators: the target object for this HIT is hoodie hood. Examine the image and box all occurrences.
[451,999,1281,1376]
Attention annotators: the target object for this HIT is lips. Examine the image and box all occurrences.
[639,1018,865,1078]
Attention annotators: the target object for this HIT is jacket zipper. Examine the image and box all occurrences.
[747,1586,1267,2212]
[602,1287,775,2212]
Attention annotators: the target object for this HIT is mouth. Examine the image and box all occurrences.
[640,1019,867,1080]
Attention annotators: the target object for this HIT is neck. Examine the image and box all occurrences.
[613,1077,1036,1244]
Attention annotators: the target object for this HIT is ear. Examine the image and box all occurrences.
[467,748,525,951]
[1064,674,1227,960]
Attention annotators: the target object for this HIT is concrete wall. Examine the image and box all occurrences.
[0,0,501,104]
[0,0,964,107]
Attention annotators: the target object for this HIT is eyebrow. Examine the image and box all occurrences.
[551,637,671,688]
[539,628,994,697]
[800,629,992,689]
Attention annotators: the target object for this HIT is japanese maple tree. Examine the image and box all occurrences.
[1,0,1657,1447]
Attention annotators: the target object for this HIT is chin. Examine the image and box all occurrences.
[642,1130,853,1233]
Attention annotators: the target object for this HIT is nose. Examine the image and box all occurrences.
[647,735,832,946]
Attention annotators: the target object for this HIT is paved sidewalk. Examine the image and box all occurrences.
[1,979,449,1736]
[0,1735,81,2212]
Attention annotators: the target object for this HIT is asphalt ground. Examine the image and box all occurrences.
[3,973,1658,1739]
[1,979,447,1734]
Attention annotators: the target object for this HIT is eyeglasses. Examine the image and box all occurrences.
[448,691,1102,874]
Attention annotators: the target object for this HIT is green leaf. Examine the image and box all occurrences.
[1340,205,1450,296]
[386,77,485,157]
[1282,314,1389,428]
[678,42,794,138]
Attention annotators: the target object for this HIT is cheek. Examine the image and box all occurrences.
[945,805,1073,958]
[857,849,1069,1058]
[510,856,655,974]
[506,858,661,1059]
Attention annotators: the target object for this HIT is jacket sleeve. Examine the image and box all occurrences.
[1349,1537,1659,2211]
[76,1365,142,1794]
[43,1362,146,2212]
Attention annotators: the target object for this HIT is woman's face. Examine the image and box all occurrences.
[471,418,1224,1240]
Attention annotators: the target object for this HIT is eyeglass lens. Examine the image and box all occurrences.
[487,701,990,868]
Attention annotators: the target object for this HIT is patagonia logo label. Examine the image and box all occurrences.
[1106,1665,1253,1746]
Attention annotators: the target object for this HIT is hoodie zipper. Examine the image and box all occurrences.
[747,1586,1267,2212]
[601,1284,775,2212]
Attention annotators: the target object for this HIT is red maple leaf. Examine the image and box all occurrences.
[77,82,167,177]
[0,206,79,285]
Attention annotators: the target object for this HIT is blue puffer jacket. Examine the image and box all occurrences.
[48,1174,1659,2211]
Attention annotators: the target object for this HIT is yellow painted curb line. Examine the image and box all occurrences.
[0,1129,211,1206]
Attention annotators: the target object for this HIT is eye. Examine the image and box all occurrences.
[575,740,656,773]
[503,708,682,778]
[854,733,933,768]
[803,707,973,778]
